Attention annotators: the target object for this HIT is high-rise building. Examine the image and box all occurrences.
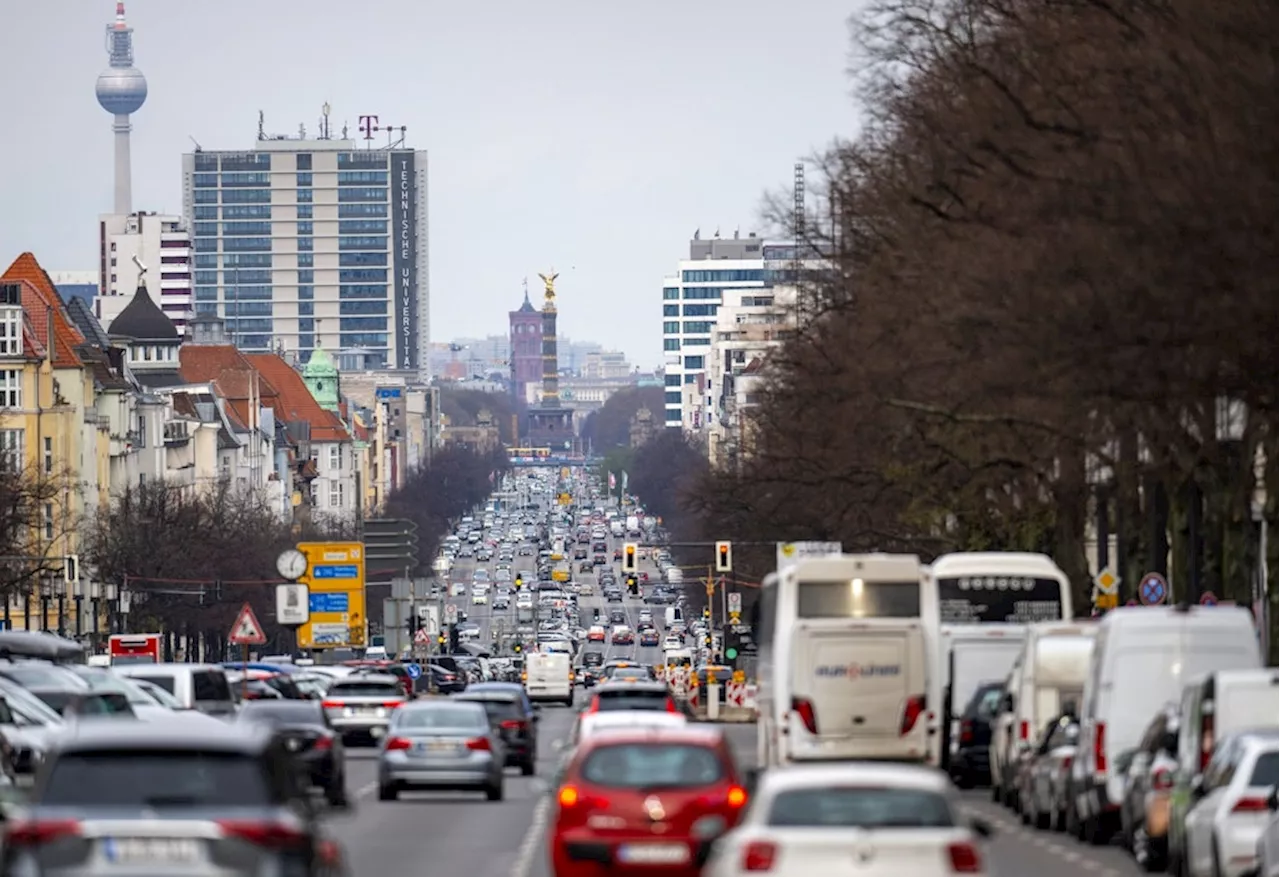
[181,129,429,375]
[94,2,147,215]
[95,212,192,333]
[508,286,542,404]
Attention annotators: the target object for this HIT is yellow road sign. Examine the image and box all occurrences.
[296,542,366,649]
[1094,591,1118,610]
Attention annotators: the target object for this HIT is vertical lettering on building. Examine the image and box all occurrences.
[391,152,419,371]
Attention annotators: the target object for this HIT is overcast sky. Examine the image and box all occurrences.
[2,1,858,368]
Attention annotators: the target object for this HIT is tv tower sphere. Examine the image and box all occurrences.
[96,66,147,116]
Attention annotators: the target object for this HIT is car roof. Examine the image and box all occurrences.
[53,716,273,753]
[575,725,724,751]
[757,762,953,794]
[331,673,400,684]
[594,681,666,694]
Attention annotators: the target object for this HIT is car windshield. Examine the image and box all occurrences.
[74,670,158,707]
[1250,751,1278,787]
[131,678,182,708]
[581,743,723,789]
[766,786,956,828]
[608,668,650,682]
[41,751,274,807]
[328,682,400,698]
[0,681,64,724]
[238,702,325,727]
[395,706,488,731]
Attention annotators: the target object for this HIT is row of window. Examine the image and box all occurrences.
[191,225,390,252]
[664,286,779,302]
[0,429,58,482]
[661,321,715,335]
[682,269,764,283]
[194,253,274,268]
[663,304,719,318]
[193,190,395,214]
[663,336,710,352]
[195,170,391,187]
[192,285,394,305]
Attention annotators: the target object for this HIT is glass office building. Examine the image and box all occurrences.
[181,138,428,373]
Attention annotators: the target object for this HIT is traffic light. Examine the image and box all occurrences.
[627,574,638,595]
[514,573,523,590]
[715,541,732,573]
[622,543,638,573]
[704,635,713,647]
[513,642,522,654]
[448,626,460,654]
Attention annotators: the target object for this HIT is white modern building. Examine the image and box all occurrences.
[181,133,429,378]
[96,212,193,334]
[705,285,797,466]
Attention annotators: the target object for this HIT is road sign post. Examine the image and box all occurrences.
[728,591,742,624]
[296,542,366,651]
[228,603,267,699]
[1138,572,1168,606]
[1199,590,1218,607]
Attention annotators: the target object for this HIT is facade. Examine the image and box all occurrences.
[508,290,542,404]
[50,272,98,311]
[661,232,815,429]
[181,136,429,375]
[581,350,630,380]
[705,286,797,467]
[96,212,193,334]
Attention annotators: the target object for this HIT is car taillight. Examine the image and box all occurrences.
[466,737,491,751]
[558,785,580,807]
[382,701,403,709]
[1019,721,1029,741]
[741,840,777,871]
[443,673,456,682]
[1151,767,1172,791]
[1094,722,1107,774]
[901,695,926,735]
[321,700,343,709]
[584,699,600,715]
[385,737,413,751]
[312,735,333,751]
[216,819,308,849]
[1232,796,1270,813]
[959,719,974,744]
[726,785,748,807]
[791,697,818,734]
[947,841,983,872]
[500,719,527,731]
[5,819,81,846]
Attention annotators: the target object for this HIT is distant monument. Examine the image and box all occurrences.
[525,270,576,450]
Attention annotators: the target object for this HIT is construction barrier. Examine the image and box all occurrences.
[726,682,758,711]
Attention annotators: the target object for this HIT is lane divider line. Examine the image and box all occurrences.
[510,794,550,877]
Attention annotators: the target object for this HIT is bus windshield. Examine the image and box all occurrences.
[797,580,921,618]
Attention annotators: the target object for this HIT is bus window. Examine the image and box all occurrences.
[796,579,921,618]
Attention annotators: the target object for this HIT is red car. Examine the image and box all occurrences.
[548,726,748,876]
[587,626,607,643]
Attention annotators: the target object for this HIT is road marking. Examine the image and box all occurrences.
[355,781,377,800]
[510,793,550,877]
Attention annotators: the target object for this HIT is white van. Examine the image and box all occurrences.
[664,606,684,628]
[1071,605,1261,843]
[1167,667,1279,872]
[942,627,1026,766]
[988,622,1095,803]
[524,651,574,706]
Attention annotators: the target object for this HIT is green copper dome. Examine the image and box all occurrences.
[304,345,340,412]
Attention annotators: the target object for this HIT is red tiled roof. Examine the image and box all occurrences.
[1,253,85,368]
[245,354,350,443]
[179,345,284,429]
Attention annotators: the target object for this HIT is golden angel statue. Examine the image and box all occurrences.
[537,271,559,302]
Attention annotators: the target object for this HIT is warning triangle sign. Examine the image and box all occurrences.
[228,602,267,645]
[414,628,431,645]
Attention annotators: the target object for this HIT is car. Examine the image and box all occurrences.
[702,762,993,876]
[493,594,511,610]
[377,699,506,802]
[452,685,540,776]
[587,626,606,643]
[1,717,347,875]
[237,699,348,806]
[639,630,660,647]
[321,674,408,744]
[472,589,488,605]
[573,709,687,744]
[582,681,677,715]
[663,636,684,651]
[548,726,747,877]
[610,626,634,646]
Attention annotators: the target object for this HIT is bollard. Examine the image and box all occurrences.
[707,682,720,721]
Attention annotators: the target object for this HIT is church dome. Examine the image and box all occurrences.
[109,281,177,341]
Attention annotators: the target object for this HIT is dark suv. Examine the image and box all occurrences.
[453,683,539,776]
[950,680,1005,788]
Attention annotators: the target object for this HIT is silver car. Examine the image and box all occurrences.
[322,674,407,744]
[376,699,505,802]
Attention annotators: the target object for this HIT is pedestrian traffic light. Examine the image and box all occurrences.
[622,543,638,573]
[715,541,732,573]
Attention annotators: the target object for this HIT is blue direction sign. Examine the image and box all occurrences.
[312,565,359,580]
[405,663,422,680]
[1138,572,1168,606]
[309,593,349,614]
[1200,590,1217,606]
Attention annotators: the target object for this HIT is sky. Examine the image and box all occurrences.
[1,1,859,369]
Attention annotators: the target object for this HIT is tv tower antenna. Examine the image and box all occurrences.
[95,1,148,215]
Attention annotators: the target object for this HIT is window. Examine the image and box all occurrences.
[328,445,342,471]
[43,436,52,473]
[329,480,346,509]
[663,339,680,351]
[663,287,679,300]
[0,370,20,408]
[0,306,21,356]
[580,743,724,789]
[682,269,763,283]
[683,356,705,370]
[0,429,23,472]
[797,580,922,618]
[662,305,679,318]
[43,503,53,539]
[41,751,272,808]
[766,787,954,828]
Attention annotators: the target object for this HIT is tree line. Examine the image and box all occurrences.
[635,0,1276,616]
[0,442,508,656]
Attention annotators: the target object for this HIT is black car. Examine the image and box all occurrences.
[237,700,348,806]
[5,716,348,875]
[453,684,539,776]
[423,663,467,694]
[949,680,1005,787]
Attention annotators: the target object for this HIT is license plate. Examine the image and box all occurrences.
[104,838,201,865]
[419,740,457,753]
[617,843,690,865]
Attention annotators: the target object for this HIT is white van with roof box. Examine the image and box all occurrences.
[1070,605,1262,844]
[989,621,1096,803]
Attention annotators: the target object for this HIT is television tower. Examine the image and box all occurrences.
[95,2,147,215]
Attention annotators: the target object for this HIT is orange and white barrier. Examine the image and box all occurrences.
[726,682,758,712]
